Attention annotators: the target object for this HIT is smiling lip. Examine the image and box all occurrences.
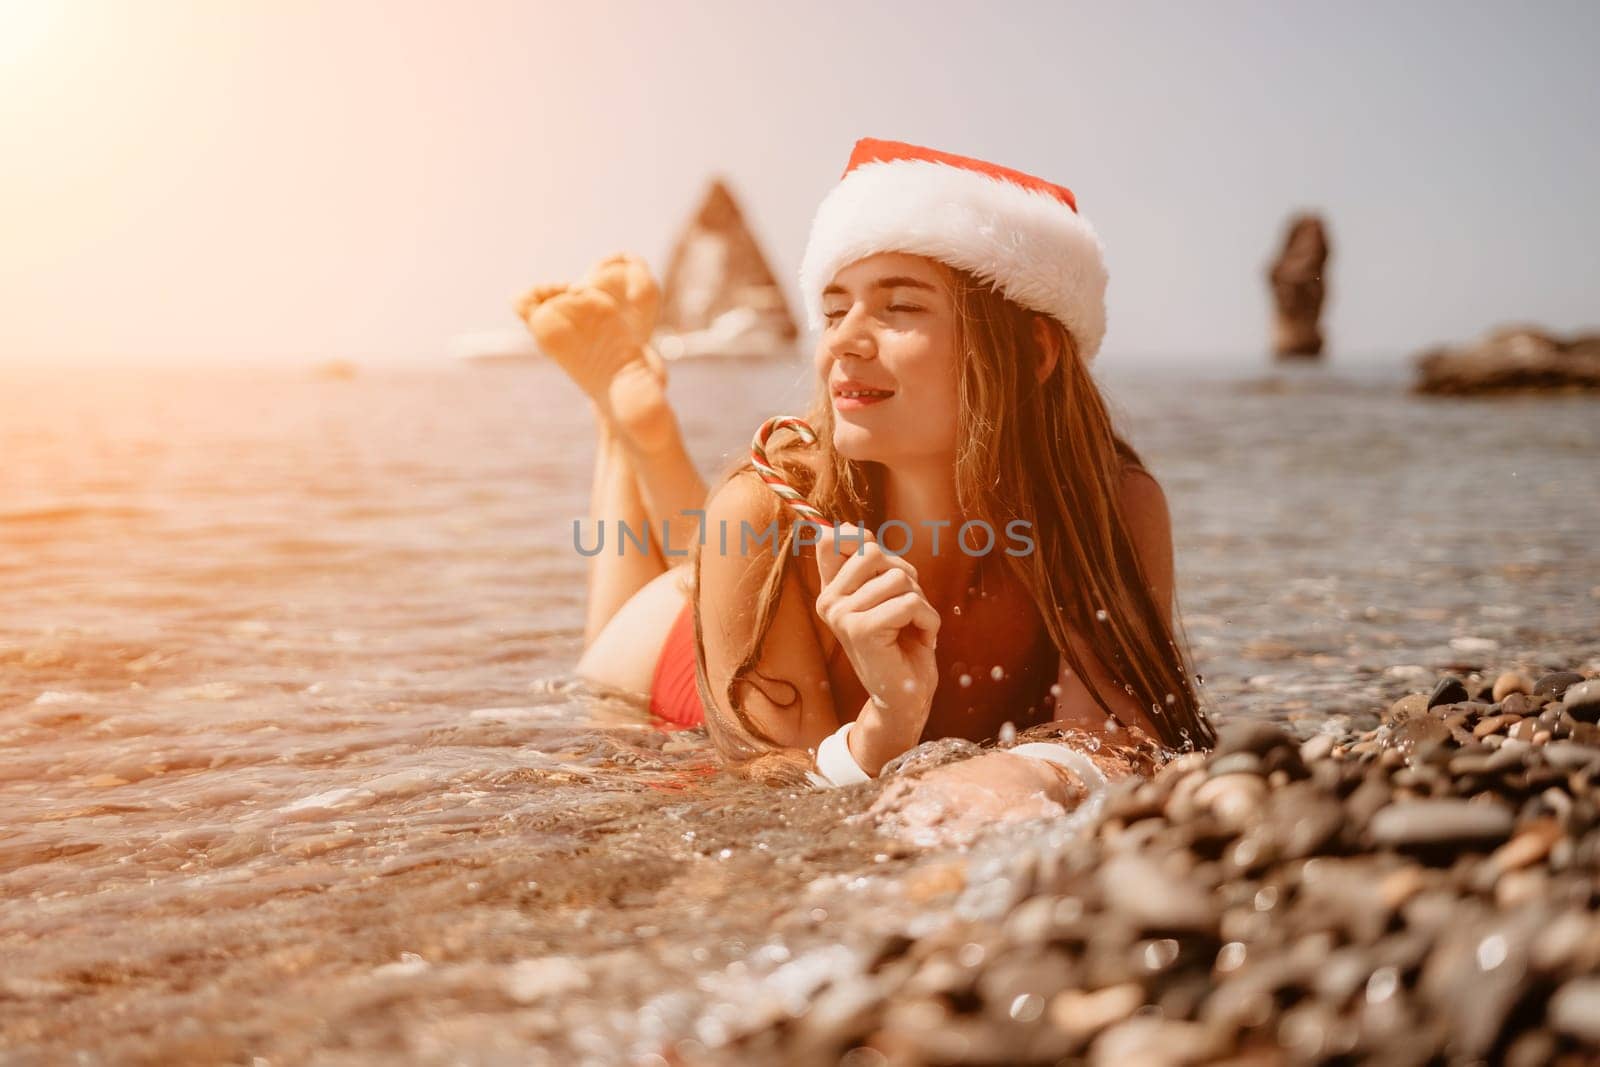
[832,381,896,410]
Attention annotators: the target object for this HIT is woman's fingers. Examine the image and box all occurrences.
[830,540,919,600]
[820,555,921,628]
[815,526,921,617]
[815,524,919,590]
[813,523,862,588]
[850,590,942,647]
[838,565,916,615]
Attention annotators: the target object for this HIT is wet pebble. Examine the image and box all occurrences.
[1502,693,1538,718]
[1541,741,1600,771]
[1089,1017,1227,1067]
[1547,977,1600,1043]
[1492,671,1533,702]
[1299,733,1336,763]
[1533,671,1584,699]
[1097,855,1217,935]
[1427,675,1469,709]
[1048,982,1142,1039]
[1562,679,1600,723]
[1369,799,1514,852]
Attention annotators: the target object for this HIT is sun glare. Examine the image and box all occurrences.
[0,0,66,70]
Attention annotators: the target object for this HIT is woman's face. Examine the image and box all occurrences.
[815,252,961,466]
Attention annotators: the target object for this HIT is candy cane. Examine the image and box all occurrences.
[750,415,827,524]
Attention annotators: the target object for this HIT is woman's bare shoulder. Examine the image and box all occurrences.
[703,465,776,528]
[697,465,822,614]
[696,465,838,748]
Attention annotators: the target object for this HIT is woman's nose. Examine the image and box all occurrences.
[828,306,876,361]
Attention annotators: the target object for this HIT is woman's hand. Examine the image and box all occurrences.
[870,751,1079,848]
[814,523,940,770]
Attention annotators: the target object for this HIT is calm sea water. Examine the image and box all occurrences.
[2,359,1596,1062]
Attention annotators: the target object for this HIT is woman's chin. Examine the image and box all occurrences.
[831,426,883,463]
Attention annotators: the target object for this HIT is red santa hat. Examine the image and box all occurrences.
[798,137,1109,362]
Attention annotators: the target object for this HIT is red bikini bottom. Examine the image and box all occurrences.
[649,600,706,729]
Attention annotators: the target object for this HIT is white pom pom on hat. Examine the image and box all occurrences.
[798,137,1109,362]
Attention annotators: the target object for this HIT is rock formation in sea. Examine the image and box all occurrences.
[1414,324,1600,396]
[1267,214,1330,360]
[654,178,800,362]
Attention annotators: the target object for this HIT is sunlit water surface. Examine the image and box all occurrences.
[2,360,1596,1063]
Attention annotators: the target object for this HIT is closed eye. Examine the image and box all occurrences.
[824,303,922,323]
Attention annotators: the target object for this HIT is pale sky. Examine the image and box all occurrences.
[2,0,1596,368]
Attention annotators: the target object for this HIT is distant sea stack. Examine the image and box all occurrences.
[655,178,799,362]
[1267,214,1330,360]
[1414,325,1600,395]
[314,359,358,380]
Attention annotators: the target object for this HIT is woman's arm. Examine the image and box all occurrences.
[812,523,940,776]
[1121,467,1176,619]
[696,470,840,754]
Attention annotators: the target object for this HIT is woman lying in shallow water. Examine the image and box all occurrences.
[518,138,1215,825]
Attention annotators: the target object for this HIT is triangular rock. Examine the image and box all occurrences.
[655,178,799,360]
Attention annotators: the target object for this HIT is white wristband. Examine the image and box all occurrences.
[1006,742,1108,791]
[809,720,873,788]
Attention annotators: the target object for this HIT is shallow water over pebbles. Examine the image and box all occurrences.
[1,360,1595,1062]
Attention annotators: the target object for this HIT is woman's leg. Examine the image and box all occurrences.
[575,365,710,694]
[583,410,668,647]
[517,257,709,681]
[604,357,710,571]
[582,345,710,643]
[579,253,709,573]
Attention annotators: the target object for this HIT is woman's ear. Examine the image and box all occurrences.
[1031,315,1061,384]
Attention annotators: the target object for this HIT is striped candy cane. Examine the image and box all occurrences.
[750,416,827,525]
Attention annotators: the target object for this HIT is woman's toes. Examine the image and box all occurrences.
[585,253,661,341]
[641,343,668,386]
[514,282,570,322]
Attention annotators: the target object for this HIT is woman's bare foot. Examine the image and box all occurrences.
[514,283,675,448]
[516,263,667,387]
[584,253,661,344]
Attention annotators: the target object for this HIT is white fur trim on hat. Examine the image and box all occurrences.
[798,158,1109,362]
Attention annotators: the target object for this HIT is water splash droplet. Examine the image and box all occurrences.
[990,665,1005,681]
[958,674,972,688]
[1095,609,1109,621]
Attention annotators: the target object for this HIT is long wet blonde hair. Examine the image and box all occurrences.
[690,265,1215,781]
